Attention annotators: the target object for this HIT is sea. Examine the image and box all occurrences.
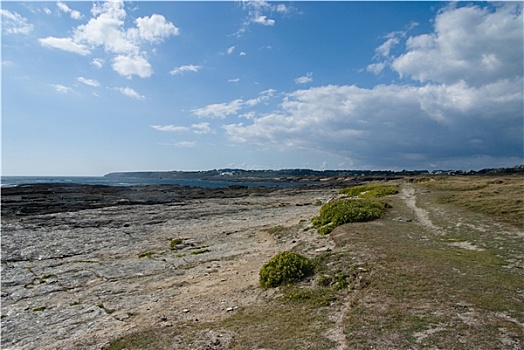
[0,176,312,189]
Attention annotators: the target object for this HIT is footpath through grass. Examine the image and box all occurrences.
[334,176,523,349]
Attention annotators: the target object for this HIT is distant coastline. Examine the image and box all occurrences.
[104,165,524,181]
[2,165,522,188]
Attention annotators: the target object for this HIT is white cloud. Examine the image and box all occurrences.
[295,72,313,84]
[389,3,523,86]
[224,75,522,169]
[73,1,136,54]
[276,4,290,14]
[253,15,275,26]
[366,62,385,75]
[132,14,179,42]
[112,54,152,78]
[152,122,212,134]
[245,88,276,106]
[227,46,235,55]
[239,51,247,56]
[39,37,91,55]
[169,64,201,75]
[236,1,296,36]
[57,2,83,20]
[1,9,34,35]
[50,84,71,93]
[175,141,196,148]
[375,36,399,58]
[115,87,145,100]
[92,58,104,68]
[39,0,178,78]
[77,76,100,87]
[151,125,188,132]
[228,78,240,83]
[191,122,212,134]
[192,99,244,119]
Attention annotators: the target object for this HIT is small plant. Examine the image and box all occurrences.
[190,248,210,255]
[39,273,57,282]
[259,251,314,288]
[138,251,154,258]
[32,306,46,312]
[170,238,184,249]
[311,198,390,234]
[339,183,399,198]
[265,225,286,235]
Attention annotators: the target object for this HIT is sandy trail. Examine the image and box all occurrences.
[399,184,444,235]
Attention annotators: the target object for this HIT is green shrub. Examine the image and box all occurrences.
[312,199,389,234]
[259,251,314,288]
[339,183,399,198]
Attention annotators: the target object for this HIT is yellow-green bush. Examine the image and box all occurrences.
[311,199,390,234]
[259,251,314,288]
[339,183,399,198]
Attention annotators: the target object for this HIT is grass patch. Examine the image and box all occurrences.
[264,225,287,235]
[313,252,372,291]
[105,299,338,350]
[32,306,46,312]
[190,248,210,255]
[282,286,337,307]
[311,198,390,234]
[339,182,399,198]
[331,186,524,348]
[170,238,184,249]
[220,300,338,349]
[420,175,524,229]
[138,251,155,258]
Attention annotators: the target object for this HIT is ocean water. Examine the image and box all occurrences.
[1,176,310,188]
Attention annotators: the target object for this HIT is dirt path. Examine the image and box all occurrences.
[399,184,444,235]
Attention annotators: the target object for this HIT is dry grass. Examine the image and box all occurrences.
[332,176,524,349]
[418,175,524,229]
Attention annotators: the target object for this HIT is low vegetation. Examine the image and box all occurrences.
[339,182,399,198]
[137,251,154,258]
[311,198,390,234]
[105,175,523,349]
[419,175,524,229]
[259,251,314,288]
[190,248,210,255]
[169,238,184,249]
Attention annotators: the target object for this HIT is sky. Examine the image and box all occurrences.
[1,1,523,176]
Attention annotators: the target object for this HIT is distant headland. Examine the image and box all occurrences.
[105,165,524,183]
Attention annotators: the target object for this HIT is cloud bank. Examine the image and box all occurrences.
[223,3,523,169]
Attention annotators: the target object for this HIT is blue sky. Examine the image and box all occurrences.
[2,1,523,176]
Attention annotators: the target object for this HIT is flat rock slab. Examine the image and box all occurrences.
[1,186,336,350]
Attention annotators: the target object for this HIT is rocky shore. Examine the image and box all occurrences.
[1,183,342,349]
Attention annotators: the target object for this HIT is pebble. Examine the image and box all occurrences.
[315,247,332,253]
